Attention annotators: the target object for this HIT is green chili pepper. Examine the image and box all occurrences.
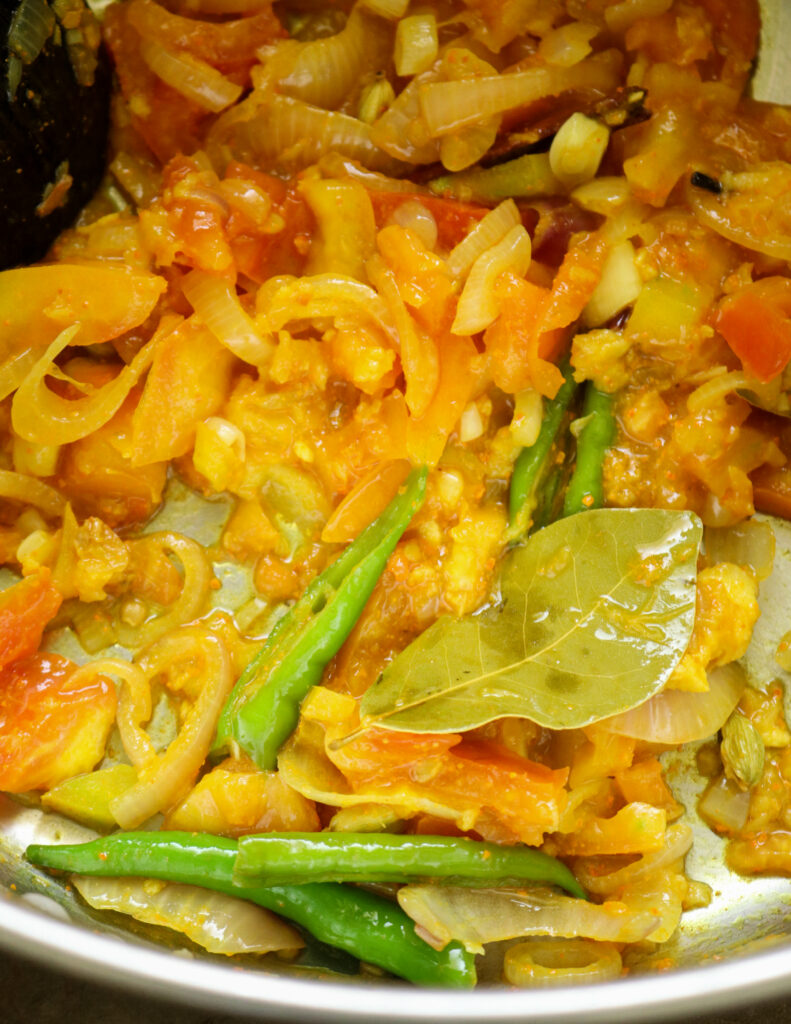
[215,466,428,770]
[562,383,616,518]
[508,362,578,539]
[429,152,564,204]
[233,832,586,898]
[26,832,475,988]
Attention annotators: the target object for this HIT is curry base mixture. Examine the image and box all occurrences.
[2,0,791,988]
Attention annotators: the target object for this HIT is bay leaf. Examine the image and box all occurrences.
[359,508,701,733]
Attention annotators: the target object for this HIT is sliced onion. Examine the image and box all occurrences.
[687,184,791,263]
[233,94,403,174]
[419,52,621,136]
[388,200,438,251]
[74,876,303,955]
[370,71,442,164]
[366,254,438,417]
[574,823,694,896]
[116,533,213,650]
[504,938,622,988]
[397,885,657,955]
[9,0,54,64]
[360,0,409,20]
[617,868,687,943]
[446,199,521,279]
[255,273,396,344]
[451,224,531,335]
[263,9,372,111]
[110,627,233,829]
[182,271,272,365]
[599,663,746,744]
[68,658,154,768]
[11,325,159,447]
[704,520,775,581]
[0,470,64,518]
[698,773,751,833]
[140,38,242,113]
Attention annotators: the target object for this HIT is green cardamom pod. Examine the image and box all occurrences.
[721,712,765,790]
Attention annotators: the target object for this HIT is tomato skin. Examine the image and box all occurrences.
[717,278,791,383]
[0,654,117,792]
[0,572,62,674]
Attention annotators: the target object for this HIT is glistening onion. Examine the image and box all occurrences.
[73,876,303,955]
[182,270,273,365]
[503,938,623,987]
[397,885,657,954]
[599,663,746,744]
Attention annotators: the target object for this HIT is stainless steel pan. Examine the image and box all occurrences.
[2,1,791,1018]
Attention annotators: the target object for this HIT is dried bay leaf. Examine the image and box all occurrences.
[360,508,702,733]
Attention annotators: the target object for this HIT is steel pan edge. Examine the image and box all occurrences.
[1,889,789,1024]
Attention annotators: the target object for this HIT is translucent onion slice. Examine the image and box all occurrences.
[369,71,442,165]
[360,0,409,20]
[446,198,521,279]
[11,325,160,447]
[255,273,396,344]
[234,94,403,174]
[397,885,657,955]
[574,823,693,896]
[182,271,273,365]
[367,254,439,417]
[698,773,751,833]
[0,470,64,518]
[451,224,531,335]
[74,876,303,955]
[599,663,746,744]
[116,533,213,650]
[687,184,791,263]
[110,628,233,829]
[263,9,371,111]
[139,38,242,112]
[0,265,165,402]
[68,658,154,768]
[419,52,621,136]
[504,938,622,988]
[704,520,775,581]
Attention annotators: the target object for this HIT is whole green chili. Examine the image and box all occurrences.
[508,361,578,539]
[26,832,475,988]
[215,466,428,770]
[234,832,586,898]
[562,383,616,518]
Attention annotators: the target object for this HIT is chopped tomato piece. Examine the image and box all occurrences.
[126,0,284,75]
[0,654,116,792]
[165,760,320,836]
[57,386,167,528]
[131,317,236,464]
[222,166,313,281]
[485,236,605,397]
[333,730,567,845]
[717,277,791,383]
[0,572,62,673]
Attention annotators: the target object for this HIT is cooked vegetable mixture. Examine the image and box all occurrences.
[3,0,791,989]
